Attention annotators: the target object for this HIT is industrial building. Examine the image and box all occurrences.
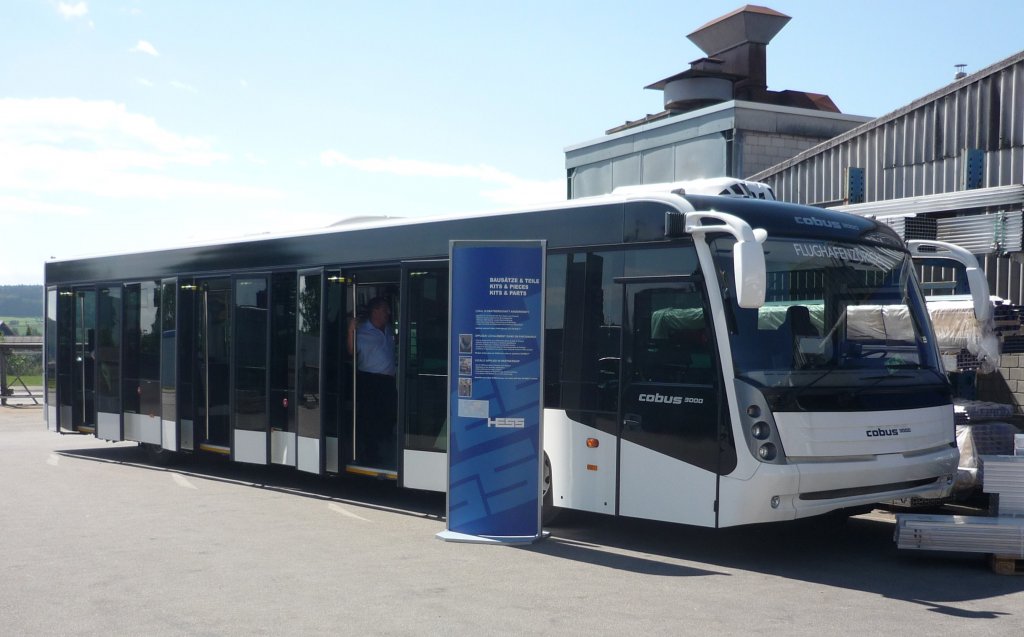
[564,5,870,199]
[566,5,1024,408]
[752,51,1024,302]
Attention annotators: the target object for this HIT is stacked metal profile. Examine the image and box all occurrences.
[981,456,1024,515]
[895,455,1024,558]
[895,516,1024,556]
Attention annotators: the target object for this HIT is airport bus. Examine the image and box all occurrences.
[44,185,962,527]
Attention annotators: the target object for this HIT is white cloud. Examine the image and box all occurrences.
[481,180,565,207]
[57,2,88,19]
[137,78,155,88]
[182,209,340,243]
[131,40,159,56]
[0,98,282,203]
[319,151,564,206]
[0,195,89,217]
[170,80,198,93]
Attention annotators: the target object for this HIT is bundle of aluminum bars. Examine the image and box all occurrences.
[981,455,1024,515]
[895,455,1024,558]
[895,515,1024,557]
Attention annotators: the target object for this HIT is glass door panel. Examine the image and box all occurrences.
[73,288,96,432]
[296,269,323,474]
[233,276,269,464]
[177,280,196,450]
[56,288,74,431]
[45,288,56,430]
[323,270,350,473]
[123,281,162,445]
[196,279,231,451]
[399,263,448,491]
[403,265,448,451]
[96,285,122,440]
[269,272,297,465]
[160,279,178,450]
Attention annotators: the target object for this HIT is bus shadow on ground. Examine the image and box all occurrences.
[56,443,446,520]
[535,509,1023,617]
[58,443,1023,614]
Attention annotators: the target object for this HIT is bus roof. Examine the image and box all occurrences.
[45,192,900,286]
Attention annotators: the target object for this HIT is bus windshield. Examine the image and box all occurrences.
[711,237,945,391]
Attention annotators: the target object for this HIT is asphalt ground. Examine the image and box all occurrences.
[2,403,1023,636]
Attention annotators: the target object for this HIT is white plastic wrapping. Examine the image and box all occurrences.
[955,425,979,492]
[926,299,1000,374]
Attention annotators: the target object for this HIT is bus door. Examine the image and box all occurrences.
[159,278,178,452]
[45,287,59,431]
[50,287,87,433]
[52,288,75,431]
[268,272,297,467]
[95,285,123,441]
[72,287,97,433]
[322,269,350,474]
[618,278,722,527]
[399,261,448,491]
[348,270,399,476]
[195,278,231,455]
[231,275,268,464]
[296,269,324,474]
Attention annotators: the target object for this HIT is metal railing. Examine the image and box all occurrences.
[0,337,43,406]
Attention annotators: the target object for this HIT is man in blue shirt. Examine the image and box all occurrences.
[351,297,397,467]
[355,298,395,376]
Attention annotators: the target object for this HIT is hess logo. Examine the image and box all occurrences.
[638,393,703,405]
[795,216,842,230]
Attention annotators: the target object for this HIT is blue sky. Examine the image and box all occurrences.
[2,0,1023,284]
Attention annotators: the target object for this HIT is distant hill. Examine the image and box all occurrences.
[0,285,43,317]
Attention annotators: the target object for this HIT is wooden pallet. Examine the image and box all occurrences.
[990,554,1024,575]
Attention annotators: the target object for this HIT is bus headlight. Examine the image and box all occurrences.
[735,381,787,464]
[751,421,771,440]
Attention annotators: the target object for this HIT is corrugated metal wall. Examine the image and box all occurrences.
[756,51,1024,205]
[753,51,1024,303]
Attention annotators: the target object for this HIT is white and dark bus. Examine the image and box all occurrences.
[44,187,960,527]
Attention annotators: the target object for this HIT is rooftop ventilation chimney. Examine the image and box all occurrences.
[954,64,967,80]
[615,5,837,134]
[686,5,790,101]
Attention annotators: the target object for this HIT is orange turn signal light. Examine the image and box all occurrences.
[586,438,600,448]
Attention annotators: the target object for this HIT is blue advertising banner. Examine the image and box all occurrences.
[438,240,546,544]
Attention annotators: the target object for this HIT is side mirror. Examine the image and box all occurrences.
[907,240,992,323]
[965,266,992,324]
[684,211,767,309]
[734,239,766,309]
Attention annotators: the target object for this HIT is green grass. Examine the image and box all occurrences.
[0,316,43,337]
[7,374,42,386]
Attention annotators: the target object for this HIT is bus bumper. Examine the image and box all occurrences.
[717,444,959,527]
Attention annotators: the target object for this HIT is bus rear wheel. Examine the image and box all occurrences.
[141,442,177,467]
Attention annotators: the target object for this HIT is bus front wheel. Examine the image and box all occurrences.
[542,453,560,525]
